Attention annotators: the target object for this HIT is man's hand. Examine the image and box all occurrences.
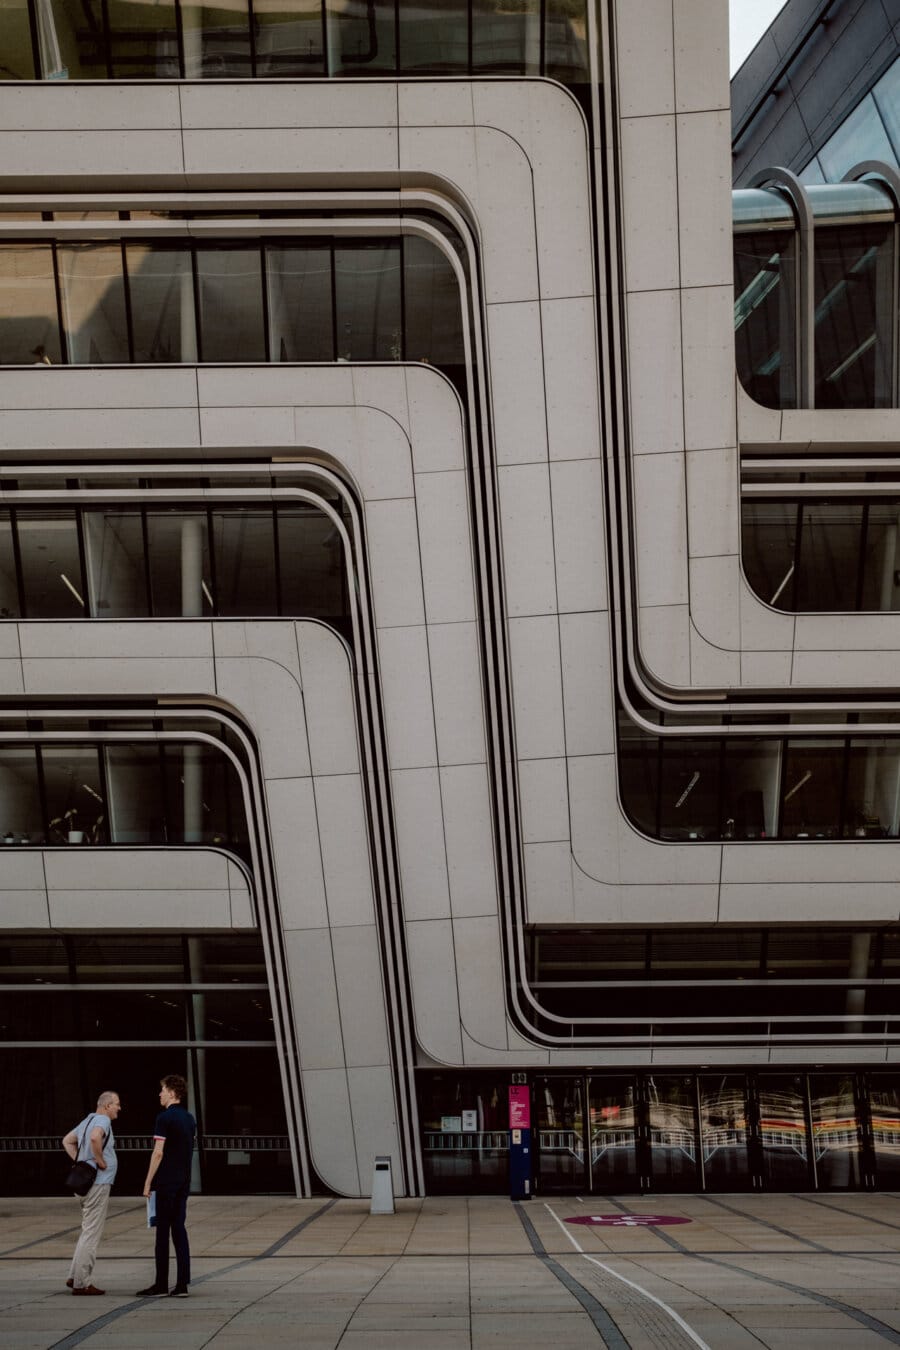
[143,1186,152,1198]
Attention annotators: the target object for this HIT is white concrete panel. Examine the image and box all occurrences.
[626,289,684,457]
[473,125,540,303]
[21,657,215,697]
[226,861,255,928]
[676,111,733,289]
[690,623,741,685]
[284,928,345,1071]
[719,883,899,924]
[740,649,794,685]
[0,408,201,452]
[738,582,795,652]
[18,621,213,660]
[198,364,354,408]
[549,458,607,614]
[350,366,411,436]
[212,620,300,668]
[399,125,478,218]
[452,915,513,1053]
[265,776,327,931]
[313,774,374,929]
[721,842,900,886]
[524,842,574,922]
[295,623,360,777]
[614,0,675,117]
[376,625,437,770]
[181,128,399,179]
[633,451,689,606]
[404,367,466,474]
[779,407,900,446]
[498,463,557,617]
[0,367,199,409]
[0,131,184,182]
[391,768,451,921]
[736,381,783,446]
[541,297,602,462]
[301,1067,360,1197]
[638,603,691,687]
[427,622,486,767]
[0,660,24,695]
[0,84,182,130]
[567,755,617,888]
[673,0,730,113]
[47,888,232,927]
[366,498,425,629]
[199,406,295,448]
[439,764,498,919]
[292,406,413,502]
[180,81,399,128]
[215,658,310,781]
[795,614,900,651]
[347,1066,402,1198]
[0,628,19,660]
[559,611,615,757]
[398,81,474,127]
[0,892,51,927]
[518,758,569,844]
[619,116,679,293]
[508,615,565,760]
[681,286,738,452]
[690,554,741,650]
[576,875,720,925]
[792,649,900,687]
[406,919,464,1063]
[487,302,548,466]
[0,851,45,890]
[41,848,228,890]
[331,925,391,1068]
[686,446,738,559]
[414,471,477,625]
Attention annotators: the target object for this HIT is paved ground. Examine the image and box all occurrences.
[3,1192,900,1348]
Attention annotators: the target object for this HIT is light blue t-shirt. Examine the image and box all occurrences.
[74,1113,117,1187]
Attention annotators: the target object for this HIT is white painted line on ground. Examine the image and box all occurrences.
[544,1203,712,1350]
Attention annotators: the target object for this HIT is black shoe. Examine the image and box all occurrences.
[135,1285,167,1297]
[169,1285,189,1298]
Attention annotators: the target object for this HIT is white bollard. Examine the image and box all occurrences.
[370,1156,395,1214]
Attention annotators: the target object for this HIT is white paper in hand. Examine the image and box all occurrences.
[146,1193,156,1228]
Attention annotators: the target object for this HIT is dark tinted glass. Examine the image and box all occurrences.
[106,0,180,76]
[0,934,68,983]
[39,744,106,845]
[255,0,325,75]
[733,229,796,408]
[181,0,252,76]
[126,245,197,362]
[334,240,401,360]
[211,509,278,616]
[403,234,465,374]
[398,0,467,72]
[616,715,659,835]
[17,510,85,618]
[473,0,540,72]
[36,0,107,77]
[0,746,43,843]
[83,511,149,617]
[146,511,213,617]
[266,244,334,361]
[814,223,894,408]
[659,738,721,841]
[794,501,863,610]
[196,248,265,361]
[843,739,899,838]
[0,0,36,78]
[721,738,779,838]
[105,744,166,844]
[780,739,845,839]
[741,500,797,609]
[545,0,588,83]
[326,0,395,75]
[57,244,129,363]
[0,513,20,618]
[0,243,62,366]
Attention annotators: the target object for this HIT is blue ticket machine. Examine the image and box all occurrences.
[508,1082,532,1200]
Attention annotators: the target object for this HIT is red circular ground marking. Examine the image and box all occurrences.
[565,1214,691,1227]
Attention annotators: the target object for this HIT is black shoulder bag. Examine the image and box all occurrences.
[64,1119,100,1196]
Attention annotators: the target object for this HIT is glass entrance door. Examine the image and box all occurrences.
[534,1076,587,1192]
[645,1075,700,1190]
[810,1073,863,1189]
[758,1073,813,1189]
[588,1077,641,1192]
[867,1073,900,1186]
[699,1074,753,1191]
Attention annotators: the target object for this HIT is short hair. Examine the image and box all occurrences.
[97,1090,119,1109]
[161,1074,187,1104]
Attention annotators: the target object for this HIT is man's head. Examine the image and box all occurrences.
[159,1074,187,1108]
[97,1091,121,1120]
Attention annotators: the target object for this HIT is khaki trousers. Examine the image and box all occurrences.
[69,1183,111,1289]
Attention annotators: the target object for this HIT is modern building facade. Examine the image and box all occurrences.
[2,0,900,1199]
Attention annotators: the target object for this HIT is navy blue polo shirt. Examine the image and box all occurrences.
[152,1104,196,1189]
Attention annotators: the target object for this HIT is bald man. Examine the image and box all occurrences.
[62,1091,122,1295]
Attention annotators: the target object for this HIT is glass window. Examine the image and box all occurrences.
[0,243,62,366]
[398,0,468,73]
[873,59,900,164]
[83,511,149,618]
[0,0,36,78]
[16,510,85,618]
[472,0,540,73]
[0,934,68,983]
[254,0,325,75]
[741,501,798,608]
[545,0,589,84]
[105,0,180,77]
[0,513,20,618]
[0,747,43,844]
[758,1074,811,1189]
[616,714,659,836]
[34,0,108,78]
[266,244,334,362]
[196,247,265,361]
[843,739,900,838]
[181,0,252,77]
[794,501,864,610]
[721,738,780,838]
[868,1072,900,1186]
[780,738,845,839]
[211,509,278,616]
[126,245,197,362]
[74,933,185,982]
[733,229,796,408]
[814,223,894,408]
[646,1075,699,1191]
[859,502,900,610]
[146,511,213,617]
[277,504,347,618]
[700,1075,752,1191]
[57,244,129,364]
[418,1072,510,1195]
[403,235,464,374]
[39,744,106,845]
[818,95,894,182]
[334,240,401,361]
[326,0,395,77]
[658,738,722,841]
[810,1073,862,1189]
[105,744,165,844]
[163,742,246,846]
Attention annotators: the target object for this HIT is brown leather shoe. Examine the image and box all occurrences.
[72,1285,105,1296]
[66,1278,74,1288]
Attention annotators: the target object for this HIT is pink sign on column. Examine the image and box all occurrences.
[508,1085,530,1129]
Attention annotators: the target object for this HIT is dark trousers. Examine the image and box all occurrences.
[154,1186,190,1288]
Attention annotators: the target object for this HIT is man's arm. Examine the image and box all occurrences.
[89,1124,108,1170]
[142,1139,165,1198]
[62,1129,78,1160]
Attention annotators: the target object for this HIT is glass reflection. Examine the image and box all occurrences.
[196,247,265,361]
[544,0,588,84]
[0,0,37,78]
[254,0,325,75]
[181,0,253,76]
[266,244,334,362]
[472,0,540,72]
[56,245,130,364]
[868,1073,900,1186]
[403,235,464,375]
[126,245,197,363]
[659,738,721,841]
[734,229,796,409]
[326,0,395,76]
[843,740,900,838]
[39,744,106,845]
[794,502,864,611]
[0,243,62,366]
[16,511,84,618]
[106,0,180,76]
[780,739,845,839]
[721,739,779,839]
[276,504,346,618]
[810,1074,862,1189]
[334,240,401,361]
[646,1076,699,1190]
[398,0,467,72]
[105,744,165,844]
[83,511,149,618]
[758,1074,811,1188]
[535,1076,586,1191]
[35,0,107,77]
[700,1076,751,1190]
[589,1078,639,1192]
[814,223,894,408]
[418,1073,510,1195]
[146,511,213,617]
[0,747,43,844]
[211,509,278,616]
